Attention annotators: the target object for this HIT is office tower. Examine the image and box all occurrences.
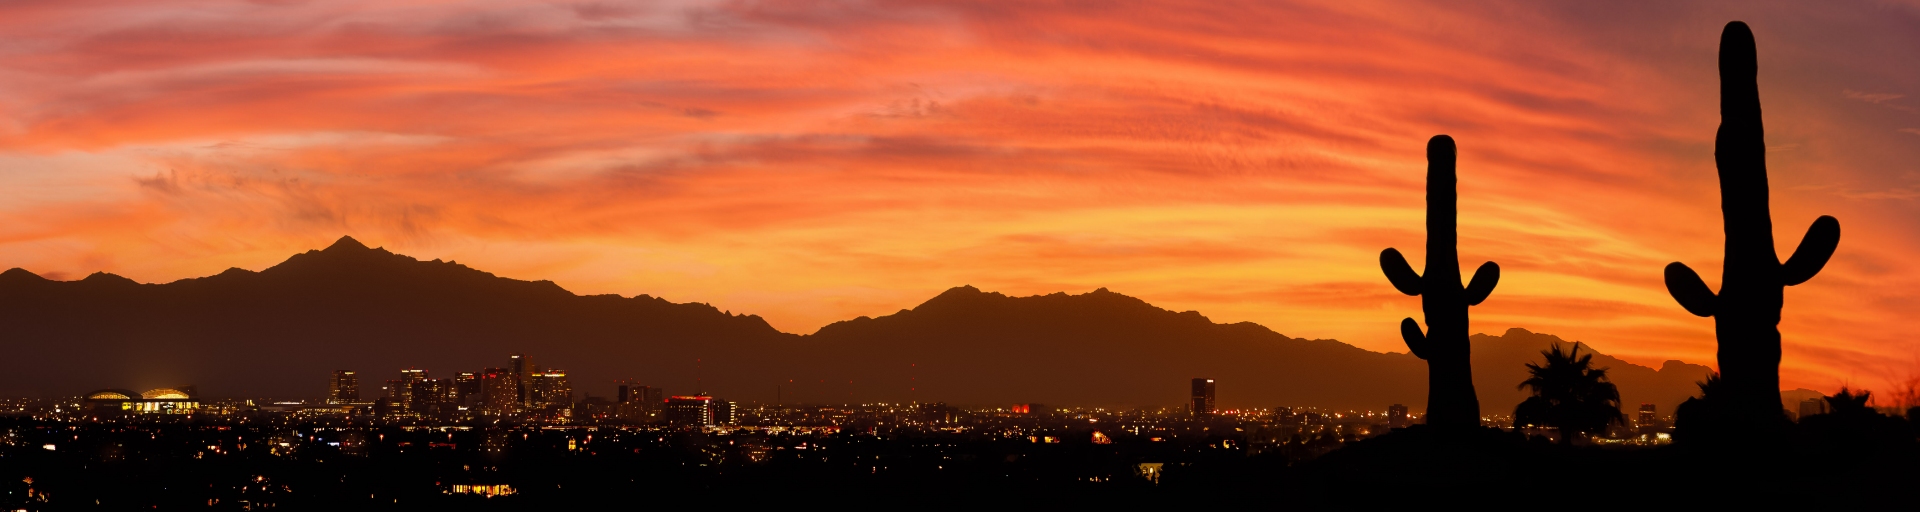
[410,378,452,416]
[710,399,736,425]
[1637,403,1656,426]
[616,383,655,420]
[509,354,529,406]
[478,368,518,416]
[529,370,572,410]
[1798,398,1828,421]
[1388,404,1410,428]
[397,368,427,414]
[454,372,478,407]
[328,370,359,404]
[664,395,714,426]
[1190,378,1216,416]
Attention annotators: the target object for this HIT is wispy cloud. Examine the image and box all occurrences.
[0,0,1917,391]
[1844,89,1905,104]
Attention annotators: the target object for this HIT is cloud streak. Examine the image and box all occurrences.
[1,0,1918,393]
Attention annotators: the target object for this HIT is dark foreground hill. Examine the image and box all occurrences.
[0,236,1715,412]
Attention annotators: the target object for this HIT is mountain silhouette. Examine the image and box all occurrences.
[1,237,1711,413]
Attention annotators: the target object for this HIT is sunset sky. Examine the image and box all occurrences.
[2,0,1918,393]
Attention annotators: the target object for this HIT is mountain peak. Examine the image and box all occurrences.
[80,271,140,286]
[324,236,371,252]
[0,268,50,287]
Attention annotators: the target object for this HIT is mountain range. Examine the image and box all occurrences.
[0,236,1727,415]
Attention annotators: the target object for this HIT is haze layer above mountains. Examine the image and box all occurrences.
[0,237,1718,414]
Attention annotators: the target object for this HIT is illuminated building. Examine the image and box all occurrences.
[710,398,736,425]
[1388,404,1410,428]
[478,368,518,415]
[454,372,477,407]
[528,370,572,410]
[664,395,715,426]
[618,383,658,421]
[1637,403,1656,426]
[448,484,516,497]
[617,384,656,405]
[383,379,403,407]
[82,388,200,414]
[412,378,453,415]
[397,368,427,414]
[509,354,529,406]
[1190,378,1216,416]
[1008,403,1051,415]
[328,370,359,404]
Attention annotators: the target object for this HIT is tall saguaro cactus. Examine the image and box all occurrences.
[1380,135,1501,429]
[1664,22,1841,426]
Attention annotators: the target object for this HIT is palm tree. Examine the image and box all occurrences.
[1824,386,1873,415]
[1513,343,1626,442]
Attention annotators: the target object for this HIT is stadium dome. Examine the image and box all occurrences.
[85,389,139,400]
[140,388,192,400]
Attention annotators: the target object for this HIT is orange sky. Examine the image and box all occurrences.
[2,1,1918,393]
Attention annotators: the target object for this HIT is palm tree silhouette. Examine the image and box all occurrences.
[1512,343,1625,443]
[1824,387,1873,414]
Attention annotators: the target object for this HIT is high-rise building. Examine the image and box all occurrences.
[1636,403,1656,426]
[509,354,529,406]
[617,383,658,421]
[478,368,517,416]
[710,399,736,425]
[410,378,455,415]
[1190,378,1216,416]
[1798,398,1828,421]
[664,395,715,426]
[454,372,478,408]
[1387,404,1410,428]
[328,370,359,404]
[528,370,572,410]
[397,368,427,414]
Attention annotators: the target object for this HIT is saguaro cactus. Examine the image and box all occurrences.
[1664,22,1840,426]
[1380,135,1501,429]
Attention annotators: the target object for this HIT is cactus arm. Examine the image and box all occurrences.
[1463,261,1500,306]
[1664,262,1718,317]
[1400,318,1429,360]
[1782,215,1840,286]
[1380,248,1424,296]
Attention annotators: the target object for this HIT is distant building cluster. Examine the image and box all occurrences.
[315,353,733,425]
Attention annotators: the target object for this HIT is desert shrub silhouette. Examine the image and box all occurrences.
[1671,372,1724,441]
[1380,135,1500,429]
[1796,387,1916,456]
[1512,343,1624,443]
[1663,21,1840,438]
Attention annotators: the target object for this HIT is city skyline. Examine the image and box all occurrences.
[1,7,1916,503]
[0,237,1729,413]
